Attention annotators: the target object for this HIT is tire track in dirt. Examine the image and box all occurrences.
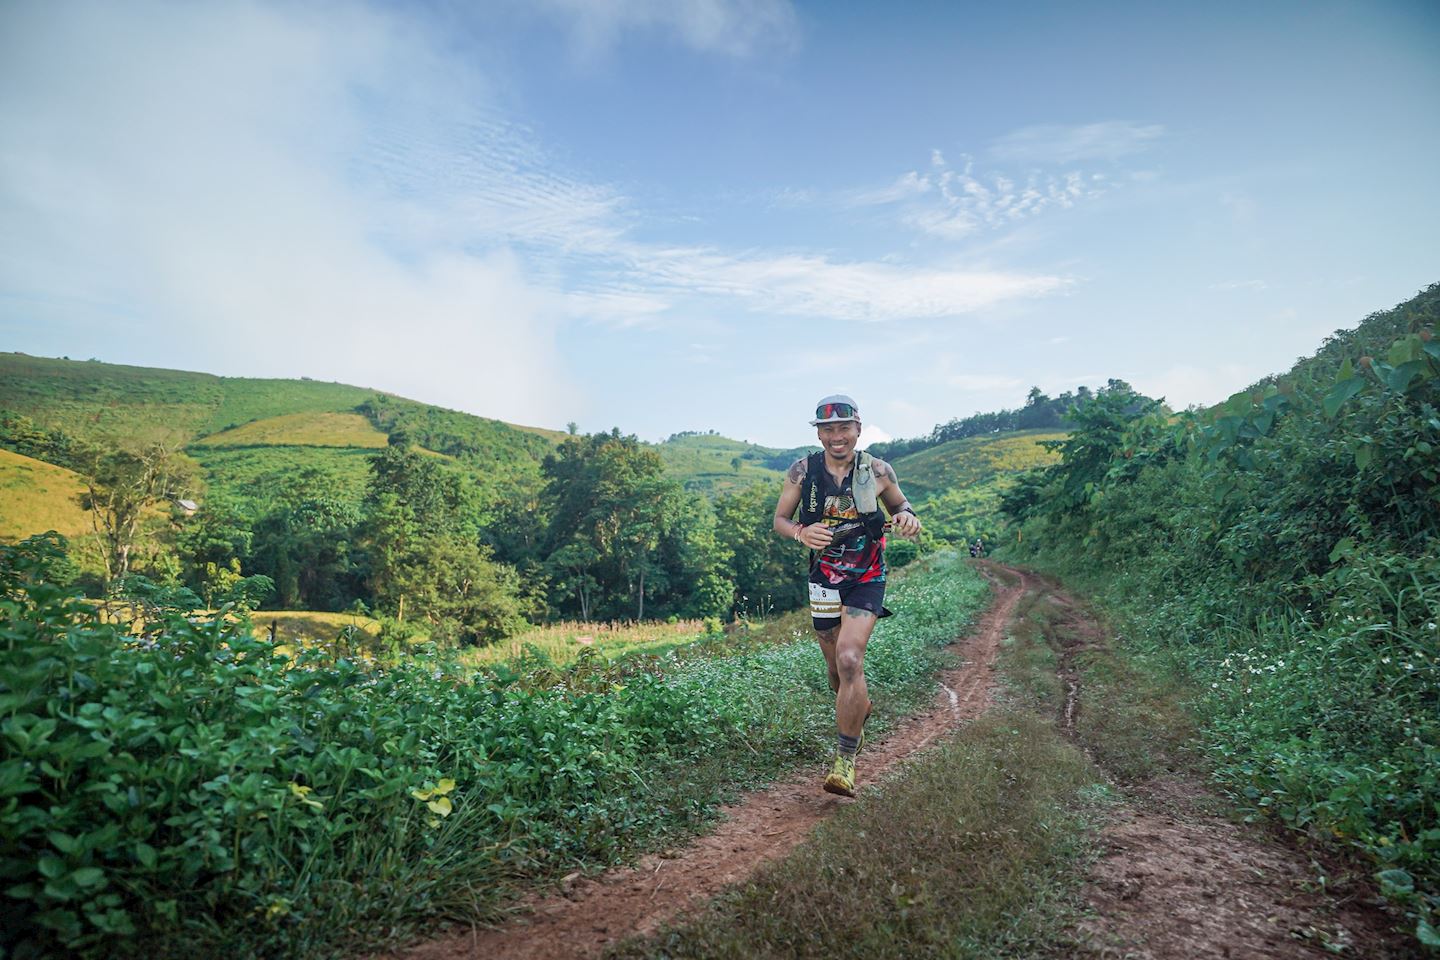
[386,563,1026,960]
[1032,579,1415,959]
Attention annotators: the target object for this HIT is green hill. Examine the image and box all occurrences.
[0,448,92,542]
[1,353,1059,547]
[655,432,790,496]
[892,429,1065,544]
[193,411,390,449]
[0,353,569,517]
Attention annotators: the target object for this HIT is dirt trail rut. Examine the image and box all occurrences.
[389,566,1027,960]
[388,567,1412,960]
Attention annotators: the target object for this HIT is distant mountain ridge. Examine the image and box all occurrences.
[0,352,562,446]
[0,352,1065,551]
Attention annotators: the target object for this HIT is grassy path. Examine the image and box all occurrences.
[383,565,1026,960]
[380,565,1418,960]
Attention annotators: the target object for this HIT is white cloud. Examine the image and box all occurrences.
[847,170,932,207]
[856,424,892,449]
[0,0,1069,412]
[624,247,1070,321]
[1210,279,1269,292]
[853,152,1111,242]
[0,1,581,426]
[988,121,1165,164]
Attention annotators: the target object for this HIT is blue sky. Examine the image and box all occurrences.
[2,0,1437,449]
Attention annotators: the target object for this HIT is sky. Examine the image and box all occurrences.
[2,0,1438,450]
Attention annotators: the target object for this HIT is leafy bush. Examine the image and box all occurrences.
[1004,283,1440,946]
[0,535,987,958]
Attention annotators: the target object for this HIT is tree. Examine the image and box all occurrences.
[539,430,687,620]
[360,446,530,641]
[77,441,199,588]
[713,484,807,616]
[249,492,363,610]
[173,494,253,601]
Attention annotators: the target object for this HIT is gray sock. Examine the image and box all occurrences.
[837,733,859,759]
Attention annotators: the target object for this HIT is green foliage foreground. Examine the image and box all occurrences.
[1003,284,1440,947]
[0,535,987,959]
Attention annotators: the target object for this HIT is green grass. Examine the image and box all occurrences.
[188,446,378,514]
[249,610,383,647]
[460,617,714,669]
[655,433,789,496]
[891,430,1064,544]
[206,378,380,436]
[0,448,92,541]
[193,412,389,449]
[0,355,555,473]
[611,711,1099,960]
[614,570,1206,960]
[892,429,1064,502]
[1,541,990,959]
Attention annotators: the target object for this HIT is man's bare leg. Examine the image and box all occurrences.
[835,607,878,737]
[814,624,841,693]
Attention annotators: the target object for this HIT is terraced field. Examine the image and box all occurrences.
[0,448,91,541]
[193,412,390,448]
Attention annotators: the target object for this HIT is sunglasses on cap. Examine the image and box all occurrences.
[816,402,858,421]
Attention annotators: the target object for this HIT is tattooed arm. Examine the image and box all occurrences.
[774,457,833,549]
[874,458,922,537]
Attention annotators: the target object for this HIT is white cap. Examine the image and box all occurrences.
[810,394,860,425]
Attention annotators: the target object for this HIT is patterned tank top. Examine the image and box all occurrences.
[812,464,886,587]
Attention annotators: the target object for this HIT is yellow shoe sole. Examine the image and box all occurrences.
[823,774,856,798]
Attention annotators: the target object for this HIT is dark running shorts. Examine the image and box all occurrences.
[809,578,887,632]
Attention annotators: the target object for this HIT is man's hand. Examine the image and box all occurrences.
[889,510,922,539]
[798,524,834,550]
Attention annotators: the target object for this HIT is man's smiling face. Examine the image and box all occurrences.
[817,420,861,460]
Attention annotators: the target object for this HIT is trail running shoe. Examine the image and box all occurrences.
[824,754,857,797]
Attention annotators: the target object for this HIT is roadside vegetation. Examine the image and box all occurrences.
[0,537,987,959]
[1001,283,1440,947]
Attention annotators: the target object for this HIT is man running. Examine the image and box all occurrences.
[773,394,922,797]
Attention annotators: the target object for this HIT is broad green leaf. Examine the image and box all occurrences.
[1328,537,1355,563]
[135,842,157,869]
[1385,360,1427,394]
[70,867,106,888]
[47,832,79,855]
[1323,377,1366,418]
[1387,338,1414,366]
[1418,917,1440,947]
[1337,357,1354,381]
[1354,443,1374,471]
[1376,868,1414,892]
[1423,338,1440,362]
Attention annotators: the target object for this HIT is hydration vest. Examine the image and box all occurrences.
[797,451,887,541]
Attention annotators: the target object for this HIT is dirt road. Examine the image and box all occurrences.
[387,565,1412,960]
[389,566,1026,960]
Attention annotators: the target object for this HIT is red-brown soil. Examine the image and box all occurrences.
[1072,774,1415,959]
[383,565,1415,960]
[385,566,1027,960]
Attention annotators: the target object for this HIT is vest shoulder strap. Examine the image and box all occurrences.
[853,451,878,515]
